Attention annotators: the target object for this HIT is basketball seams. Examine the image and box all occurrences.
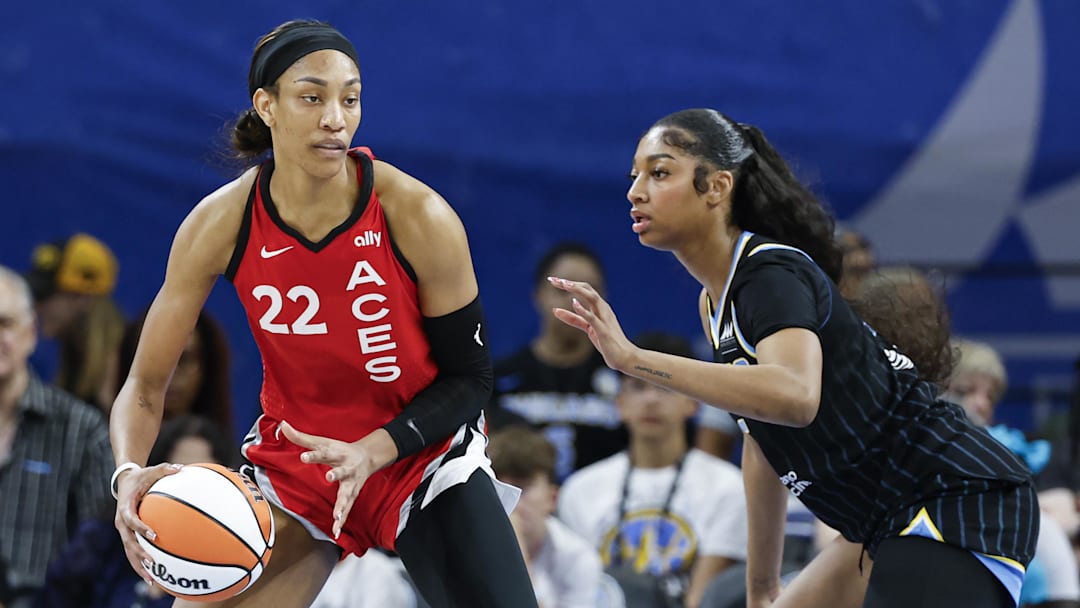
[146,489,263,565]
[140,531,252,570]
[202,464,274,547]
[139,464,275,600]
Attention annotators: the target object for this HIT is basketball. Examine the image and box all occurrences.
[135,463,275,601]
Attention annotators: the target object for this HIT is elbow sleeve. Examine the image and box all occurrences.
[381,296,492,459]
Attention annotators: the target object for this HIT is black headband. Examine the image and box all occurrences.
[248,24,360,98]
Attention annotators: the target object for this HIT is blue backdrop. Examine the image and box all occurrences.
[2,0,1077,439]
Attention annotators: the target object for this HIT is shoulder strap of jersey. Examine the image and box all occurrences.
[224,165,262,282]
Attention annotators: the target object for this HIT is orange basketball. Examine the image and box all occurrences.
[136,463,275,601]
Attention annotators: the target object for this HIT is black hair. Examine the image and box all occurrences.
[148,414,240,469]
[532,241,605,287]
[650,109,843,283]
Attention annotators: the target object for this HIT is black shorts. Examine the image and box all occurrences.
[863,536,1015,608]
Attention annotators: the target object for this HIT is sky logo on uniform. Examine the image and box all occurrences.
[260,245,293,259]
[354,230,382,248]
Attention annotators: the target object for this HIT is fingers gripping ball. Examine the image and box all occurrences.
[136,464,275,601]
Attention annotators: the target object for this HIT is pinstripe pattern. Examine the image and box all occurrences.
[0,374,114,589]
[711,233,1037,567]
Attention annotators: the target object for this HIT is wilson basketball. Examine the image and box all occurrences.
[136,463,275,601]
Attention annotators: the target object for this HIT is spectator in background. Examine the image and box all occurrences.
[116,308,235,439]
[1,557,12,608]
[693,404,738,463]
[835,225,875,300]
[35,414,237,608]
[488,425,603,608]
[559,333,747,608]
[0,265,114,600]
[944,339,1079,608]
[25,233,125,411]
[310,549,417,608]
[491,242,625,481]
[1037,356,1080,559]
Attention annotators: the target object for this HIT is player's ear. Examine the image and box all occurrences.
[253,88,276,128]
[707,169,734,207]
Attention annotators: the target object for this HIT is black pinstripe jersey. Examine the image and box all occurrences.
[708,232,1037,565]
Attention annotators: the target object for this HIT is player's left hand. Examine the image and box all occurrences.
[547,276,637,372]
[277,421,398,539]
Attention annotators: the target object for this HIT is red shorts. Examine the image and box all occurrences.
[242,415,489,557]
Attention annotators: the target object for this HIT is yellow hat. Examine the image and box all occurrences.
[26,233,118,299]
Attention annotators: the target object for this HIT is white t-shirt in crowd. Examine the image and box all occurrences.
[1036,510,1080,601]
[558,448,747,575]
[531,516,604,608]
[310,550,416,608]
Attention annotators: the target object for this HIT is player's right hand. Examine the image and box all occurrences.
[114,462,183,584]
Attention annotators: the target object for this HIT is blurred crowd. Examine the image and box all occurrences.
[1,230,1077,607]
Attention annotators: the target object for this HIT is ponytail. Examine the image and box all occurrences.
[651,109,843,282]
[731,124,843,283]
[228,106,273,166]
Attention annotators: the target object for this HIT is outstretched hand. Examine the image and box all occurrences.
[548,276,636,372]
[278,421,398,539]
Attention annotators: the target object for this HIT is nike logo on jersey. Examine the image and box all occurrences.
[474,323,483,346]
[260,245,294,259]
[354,230,382,248]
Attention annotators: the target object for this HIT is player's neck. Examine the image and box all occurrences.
[629,433,687,469]
[674,223,743,299]
[532,329,594,367]
[268,161,356,235]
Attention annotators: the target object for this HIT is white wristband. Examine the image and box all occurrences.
[110,462,141,499]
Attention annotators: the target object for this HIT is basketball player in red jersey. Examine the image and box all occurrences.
[108,19,538,608]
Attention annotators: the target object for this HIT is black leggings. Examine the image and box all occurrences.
[396,471,538,608]
[863,536,1015,608]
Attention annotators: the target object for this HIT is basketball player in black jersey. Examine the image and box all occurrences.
[549,109,1037,607]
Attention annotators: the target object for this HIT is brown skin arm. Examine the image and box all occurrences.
[685,554,736,608]
[375,159,480,317]
[110,170,253,578]
[110,171,252,467]
[743,435,789,606]
[553,278,824,427]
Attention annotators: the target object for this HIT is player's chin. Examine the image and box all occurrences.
[636,229,673,252]
[305,151,348,175]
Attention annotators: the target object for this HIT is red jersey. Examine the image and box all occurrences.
[229,148,437,434]
[227,148,457,555]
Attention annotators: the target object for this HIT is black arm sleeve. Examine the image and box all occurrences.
[381,296,493,460]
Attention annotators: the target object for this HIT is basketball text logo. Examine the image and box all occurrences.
[239,472,266,503]
[151,563,210,590]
